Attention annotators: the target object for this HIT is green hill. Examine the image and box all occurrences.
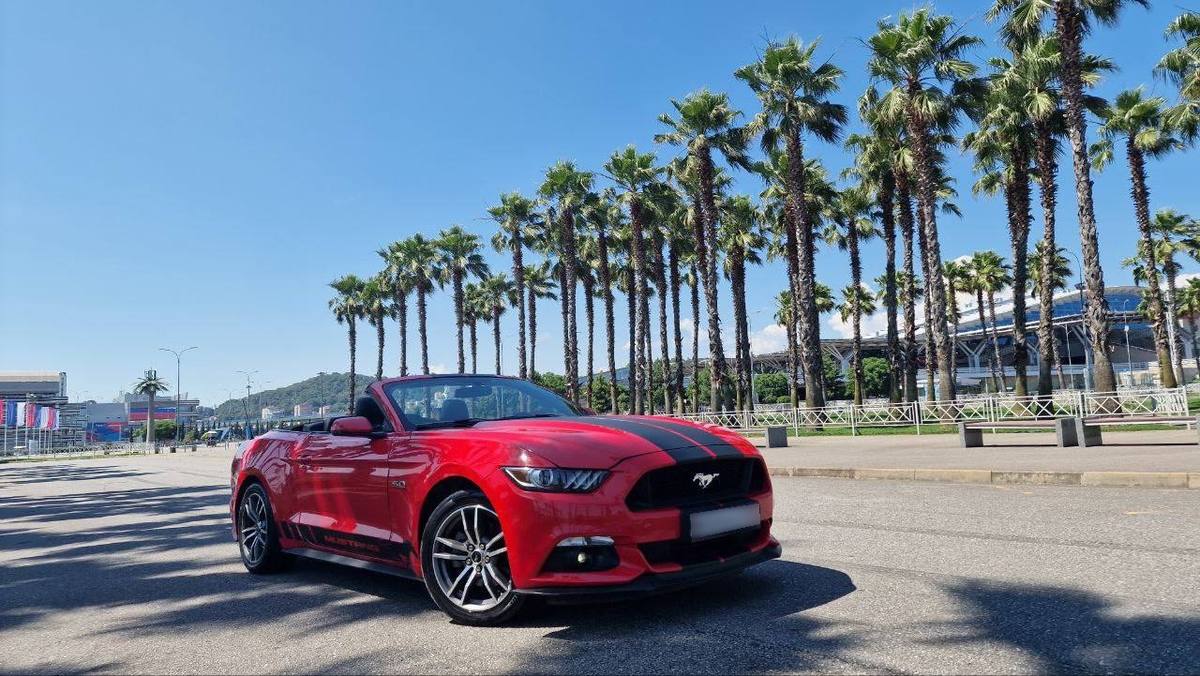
[214,372,371,420]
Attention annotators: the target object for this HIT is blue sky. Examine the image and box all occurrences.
[1,1,1194,406]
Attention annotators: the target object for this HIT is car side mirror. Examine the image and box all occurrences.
[330,416,384,438]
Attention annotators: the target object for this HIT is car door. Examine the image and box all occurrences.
[288,432,398,562]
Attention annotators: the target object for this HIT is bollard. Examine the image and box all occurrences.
[765,426,788,448]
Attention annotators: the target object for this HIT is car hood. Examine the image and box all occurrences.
[457,415,752,469]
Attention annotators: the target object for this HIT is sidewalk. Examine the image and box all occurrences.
[750,429,1200,489]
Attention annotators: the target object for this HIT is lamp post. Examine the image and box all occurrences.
[236,370,259,440]
[160,346,198,442]
[1060,324,1074,390]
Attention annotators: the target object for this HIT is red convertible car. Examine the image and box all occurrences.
[230,374,779,624]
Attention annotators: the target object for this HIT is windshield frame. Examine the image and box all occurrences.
[381,376,586,432]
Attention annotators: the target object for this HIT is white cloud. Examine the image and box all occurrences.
[749,323,788,353]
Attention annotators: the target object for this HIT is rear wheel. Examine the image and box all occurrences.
[237,483,288,574]
[421,490,525,625]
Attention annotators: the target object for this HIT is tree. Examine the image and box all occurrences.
[719,194,767,409]
[605,146,663,413]
[464,281,488,373]
[823,184,877,406]
[397,234,440,375]
[328,274,366,411]
[656,90,751,411]
[576,232,600,409]
[942,259,971,384]
[991,0,1150,395]
[582,191,621,411]
[969,251,1013,392]
[479,273,514,375]
[489,192,538,379]
[361,273,392,381]
[737,37,846,413]
[1177,277,1200,372]
[861,357,892,399]
[436,225,489,374]
[1093,88,1186,387]
[134,370,170,444]
[1150,209,1200,382]
[539,162,593,403]
[868,8,984,401]
[1156,12,1200,139]
[521,261,557,382]
[378,241,413,376]
[1029,241,1074,388]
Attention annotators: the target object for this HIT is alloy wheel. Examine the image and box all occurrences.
[238,490,269,567]
[430,504,512,612]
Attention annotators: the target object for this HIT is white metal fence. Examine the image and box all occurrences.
[662,387,1191,434]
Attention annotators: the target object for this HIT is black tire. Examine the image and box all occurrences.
[421,489,525,626]
[236,483,289,574]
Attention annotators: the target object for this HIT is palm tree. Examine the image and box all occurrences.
[1093,88,1186,388]
[328,274,366,411]
[1150,209,1200,382]
[1156,11,1200,139]
[647,186,679,413]
[464,281,488,373]
[436,225,489,374]
[583,191,621,410]
[134,370,170,444]
[837,285,878,405]
[664,192,692,412]
[605,146,663,414]
[682,249,702,413]
[736,37,847,412]
[395,235,440,375]
[774,290,799,407]
[361,274,392,382]
[868,8,985,401]
[655,90,750,411]
[577,232,600,409]
[538,162,593,402]
[1029,241,1074,388]
[942,259,971,385]
[1177,277,1200,371]
[522,261,557,381]
[720,195,767,409]
[480,273,514,375]
[969,251,1013,392]
[489,192,538,379]
[991,0,1150,395]
[378,241,413,376]
[823,184,876,405]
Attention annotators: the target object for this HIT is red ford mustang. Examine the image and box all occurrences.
[230,374,780,624]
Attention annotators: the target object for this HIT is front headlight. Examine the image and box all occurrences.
[502,466,609,493]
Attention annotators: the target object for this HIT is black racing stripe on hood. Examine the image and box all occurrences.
[577,417,713,463]
[634,418,747,458]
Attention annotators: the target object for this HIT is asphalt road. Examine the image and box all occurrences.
[1,451,1198,674]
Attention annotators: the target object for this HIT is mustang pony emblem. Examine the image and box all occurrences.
[692,472,719,489]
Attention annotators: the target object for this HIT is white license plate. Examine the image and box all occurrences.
[689,503,761,541]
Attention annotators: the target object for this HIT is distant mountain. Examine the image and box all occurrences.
[214,372,370,420]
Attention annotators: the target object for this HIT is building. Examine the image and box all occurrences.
[261,406,288,421]
[122,392,201,427]
[0,372,65,399]
[1,371,84,452]
[293,402,316,417]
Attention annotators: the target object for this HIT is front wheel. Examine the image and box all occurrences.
[236,483,289,574]
[421,490,525,625]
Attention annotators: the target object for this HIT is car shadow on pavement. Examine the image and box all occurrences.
[932,579,1200,673]
[0,462,151,486]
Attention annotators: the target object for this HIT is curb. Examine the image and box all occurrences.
[767,466,1198,489]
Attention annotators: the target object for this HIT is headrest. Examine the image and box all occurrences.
[439,398,469,422]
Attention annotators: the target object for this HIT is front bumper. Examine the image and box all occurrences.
[486,451,775,591]
[517,540,782,602]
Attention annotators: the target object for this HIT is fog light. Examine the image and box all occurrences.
[543,536,619,573]
[576,551,589,565]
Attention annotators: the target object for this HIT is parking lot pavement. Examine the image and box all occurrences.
[1,451,1198,674]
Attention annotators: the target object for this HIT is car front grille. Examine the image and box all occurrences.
[625,457,767,511]
[639,522,770,567]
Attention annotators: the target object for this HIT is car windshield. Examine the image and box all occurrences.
[383,376,583,430]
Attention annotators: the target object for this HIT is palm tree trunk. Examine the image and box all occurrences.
[454,273,465,373]
[1009,145,1033,397]
[512,235,527,380]
[147,391,156,444]
[1056,0,1117,393]
[977,291,1000,392]
[375,312,385,381]
[915,198,938,402]
[694,147,731,411]
[690,262,701,413]
[1164,252,1185,383]
[1127,142,1177,388]
[396,292,408,377]
[630,199,650,415]
[557,262,570,381]
[896,169,919,402]
[583,277,595,409]
[669,242,685,412]
[348,321,357,413]
[1188,315,1200,378]
[469,319,478,374]
[596,225,618,413]
[492,309,502,375]
[527,287,537,377]
[626,268,636,413]
[987,290,1009,392]
[785,309,798,407]
[560,211,580,402]
[653,230,673,413]
[731,248,750,410]
[880,172,901,403]
[786,131,825,411]
[417,289,429,374]
[1034,122,1058,397]
[905,108,955,401]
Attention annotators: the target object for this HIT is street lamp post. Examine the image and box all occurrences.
[236,370,259,440]
[1060,324,1074,390]
[160,346,198,442]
